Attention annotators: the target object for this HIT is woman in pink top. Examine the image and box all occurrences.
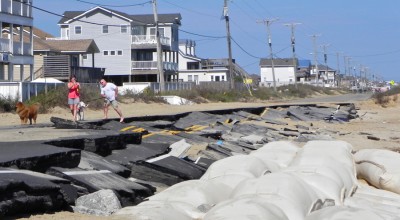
[67,75,80,121]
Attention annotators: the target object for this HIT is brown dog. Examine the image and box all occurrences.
[15,102,39,125]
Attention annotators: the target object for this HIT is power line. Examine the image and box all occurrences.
[25,1,148,26]
[230,36,263,59]
[76,0,151,8]
[352,49,400,57]
[179,29,225,39]
[24,1,227,45]
[163,0,219,19]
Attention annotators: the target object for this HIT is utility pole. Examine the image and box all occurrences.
[321,44,330,87]
[336,52,341,87]
[224,0,234,89]
[347,57,352,78]
[152,0,164,92]
[284,22,301,88]
[258,18,279,91]
[310,34,321,85]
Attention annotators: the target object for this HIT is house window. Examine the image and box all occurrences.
[188,75,193,82]
[120,25,128,33]
[131,26,145,35]
[110,51,116,56]
[102,25,109,34]
[150,27,164,36]
[75,26,82,34]
[82,54,88,60]
[187,62,199,70]
[211,76,214,81]
[103,51,109,56]
[194,75,199,83]
[117,50,123,56]
[222,75,225,81]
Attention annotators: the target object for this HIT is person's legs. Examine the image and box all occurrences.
[111,100,124,122]
[68,98,75,120]
[72,103,78,121]
[103,100,110,119]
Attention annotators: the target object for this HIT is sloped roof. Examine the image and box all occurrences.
[33,37,58,51]
[58,7,181,25]
[7,27,99,54]
[260,58,298,67]
[44,39,100,53]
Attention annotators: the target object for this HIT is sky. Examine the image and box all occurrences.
[33,0,400,82]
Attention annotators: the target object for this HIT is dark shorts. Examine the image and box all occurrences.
[68,97,80,105]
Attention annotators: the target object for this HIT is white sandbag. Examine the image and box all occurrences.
[202,173,255,191]
[345,184,400,216]
[201,155,273,179]
[231,172,322,220]
[112,200,193,220]
[250,141,299,168]
[354,149,400,194]
[305,206,400,220]
[148,180,231,209]
[292,140,355,169]
[289,140,358,197]
[203,196,289,220]
[284,165,347,205]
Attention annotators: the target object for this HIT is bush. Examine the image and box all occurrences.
[372,86,400,107]
[28,84,104,113]
[0,95,18,113]
[123,88,166,104]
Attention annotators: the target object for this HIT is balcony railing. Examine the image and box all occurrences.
[131,35,170,46]
[1,0,32,17]
[12,42,32,55]
[131,61,177,71]
[132,61,157,70]
[0,38,31,55]
[0,38,11,53]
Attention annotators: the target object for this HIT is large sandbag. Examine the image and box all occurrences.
[284,165,347,205]
[112,200,193,220]
[200,155,277,190]
[289,140,357,197]
[203,196,289,220]
[345,184,400,216]
[250,141,299,169]
[201,155,275,179]
[354,149,400,194]
[305,206,400,220]
[148,180,231,209]
[291,140,355,169]
[201,173,255,192]
[231,172,322,220]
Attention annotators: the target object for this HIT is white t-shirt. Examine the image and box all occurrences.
[101,82,117,101]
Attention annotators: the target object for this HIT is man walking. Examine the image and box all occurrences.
[99,79,124,123]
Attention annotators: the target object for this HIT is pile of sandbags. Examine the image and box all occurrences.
[113,141,400,219]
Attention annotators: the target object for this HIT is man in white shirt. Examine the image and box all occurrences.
[100,79,124,123]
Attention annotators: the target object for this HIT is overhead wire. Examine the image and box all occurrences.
[23,1,149,26]
[76,0,151,8]
[163,0,220,19]
[230,37,263,59]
